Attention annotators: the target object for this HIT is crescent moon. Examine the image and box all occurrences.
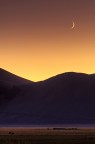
[71,21,75,29]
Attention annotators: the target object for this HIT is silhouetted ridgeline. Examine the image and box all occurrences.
[0,68,32,85]
[0,68,95,125]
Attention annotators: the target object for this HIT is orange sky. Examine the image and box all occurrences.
[0,0,95,81]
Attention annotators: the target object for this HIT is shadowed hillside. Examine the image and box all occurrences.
[0,68,32,85]
[0,69,95,125]
[0,68,32,108]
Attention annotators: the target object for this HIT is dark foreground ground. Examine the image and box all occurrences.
[0,127,95,144]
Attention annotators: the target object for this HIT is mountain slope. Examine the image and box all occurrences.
[0,70,95,125]
[0,68,32,85]
[0,68,32,108]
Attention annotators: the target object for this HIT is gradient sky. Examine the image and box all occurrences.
[0,0,95,81]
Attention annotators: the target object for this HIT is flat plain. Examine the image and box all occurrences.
[0,127,95,144]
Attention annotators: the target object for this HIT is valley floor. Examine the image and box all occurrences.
[0,127,95,144]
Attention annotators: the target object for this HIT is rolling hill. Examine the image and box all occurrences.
[0,68,95,125]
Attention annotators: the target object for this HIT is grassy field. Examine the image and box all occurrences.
[0,127,95,144]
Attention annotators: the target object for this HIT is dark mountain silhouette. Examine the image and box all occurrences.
[0,68,32,85]
[0,68,32,108]
[0,69,95,125]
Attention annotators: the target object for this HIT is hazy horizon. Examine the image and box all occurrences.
[1,67,95,82]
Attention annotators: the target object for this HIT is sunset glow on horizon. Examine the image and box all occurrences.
[0,0,95,81]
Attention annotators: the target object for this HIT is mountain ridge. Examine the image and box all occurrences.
[0,68,32,85]
[0,68,95,125]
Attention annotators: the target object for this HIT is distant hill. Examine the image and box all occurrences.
[0,69,95,125]
[0,68,32,85]
[0,68,32,109]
